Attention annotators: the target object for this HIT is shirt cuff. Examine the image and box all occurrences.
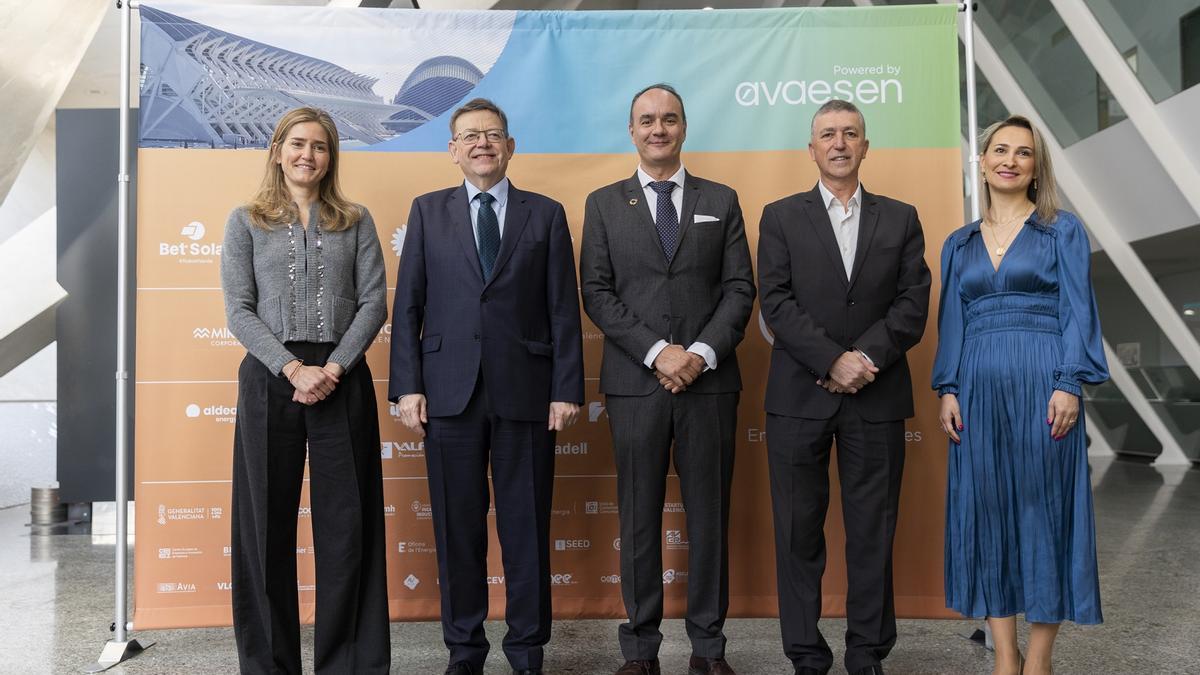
[687,342,717,371]
[644,339,669,369]
[854,348,875,367]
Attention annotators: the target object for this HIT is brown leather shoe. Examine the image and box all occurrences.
[688,655,736,675]
[616,659,660,675]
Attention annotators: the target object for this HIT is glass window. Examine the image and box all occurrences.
[1085,0,1200,102]
[1091,228,1200,464]
[973,0,1124,146]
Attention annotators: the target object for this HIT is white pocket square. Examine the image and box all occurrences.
[694,214,719,223]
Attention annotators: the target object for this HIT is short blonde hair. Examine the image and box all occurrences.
[978,115,1059,225]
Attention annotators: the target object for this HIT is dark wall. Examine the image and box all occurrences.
[56,108,137,503]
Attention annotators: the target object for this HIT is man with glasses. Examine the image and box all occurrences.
[389,98,584,675]
[580,84,756,675]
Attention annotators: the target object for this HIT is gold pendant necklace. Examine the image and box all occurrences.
[985,208,1030,257]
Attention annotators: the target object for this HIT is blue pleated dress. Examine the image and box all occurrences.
[931,210,1109,625]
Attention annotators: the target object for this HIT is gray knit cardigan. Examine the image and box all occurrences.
[220,203,387,375]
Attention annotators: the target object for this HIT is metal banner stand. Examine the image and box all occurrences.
[960,0,993,653]
[86,0,153,670]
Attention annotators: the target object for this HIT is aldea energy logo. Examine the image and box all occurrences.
[185,403,236,424]
[160,221,222,264]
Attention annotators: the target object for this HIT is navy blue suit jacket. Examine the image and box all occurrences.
[388,182,585,421]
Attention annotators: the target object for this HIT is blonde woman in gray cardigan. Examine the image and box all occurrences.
[221,107,389,675]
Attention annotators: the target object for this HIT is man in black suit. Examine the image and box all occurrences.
[757,99,931,675]
[580,84,756,675]
[389,98,584,675]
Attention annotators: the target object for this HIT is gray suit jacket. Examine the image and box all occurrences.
[580,171,756,396]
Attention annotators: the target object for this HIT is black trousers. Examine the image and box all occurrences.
[424,377,555,671]
[605,389,739,661]
[231,343,390,675]
[766,400,906,674]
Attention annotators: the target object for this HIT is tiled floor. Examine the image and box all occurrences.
[1,457,1196,674]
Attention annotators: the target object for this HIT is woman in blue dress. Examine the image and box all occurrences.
[932,115,1109,675]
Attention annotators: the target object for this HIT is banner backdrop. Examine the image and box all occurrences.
[134,2,962,629]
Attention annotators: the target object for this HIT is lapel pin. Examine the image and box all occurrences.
[629,198,638,206]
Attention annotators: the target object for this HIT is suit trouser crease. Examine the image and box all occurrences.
[425,377,555,671]
[608,389,738,661]
[231,343,390,675]
[766,401,905,673]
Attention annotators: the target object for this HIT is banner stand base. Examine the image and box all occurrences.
[84,638,153,673]
[966,623,994,650]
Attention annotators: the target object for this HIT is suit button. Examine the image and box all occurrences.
[847,298,856,306]
[473,334,480,341]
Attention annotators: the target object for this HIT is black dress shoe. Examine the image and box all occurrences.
[794,667,827,675]
[688,655,736,675]
[850,666,884,675]
[444,662,478,675]
[615,659,661,675]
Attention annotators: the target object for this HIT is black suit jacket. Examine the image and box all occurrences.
[580,171,756,396]
[758,184,930,421]
[388,182,584,421]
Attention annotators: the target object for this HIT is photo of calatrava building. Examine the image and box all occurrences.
[137,6,485,149]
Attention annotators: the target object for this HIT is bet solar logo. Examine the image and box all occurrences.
[181,221,206,241]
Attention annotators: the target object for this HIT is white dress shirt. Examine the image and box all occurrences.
[464,177,510,247]
[817,180,875,367]
[636,164,718,372]
[818,179,861,280]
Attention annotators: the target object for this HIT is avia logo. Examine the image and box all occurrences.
[157,582,197,593]
[193,327,235,339]
[588,401,606,422]
[181,221,206,241]
[391,225,407,257]
[403,574,420,590]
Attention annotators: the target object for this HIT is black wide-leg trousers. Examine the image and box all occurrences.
[231,343,390,675]
[766,400,906,674]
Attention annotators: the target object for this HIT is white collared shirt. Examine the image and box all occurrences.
[818,180,862,280]
[638,164,685,223]
[464,177,510,247]
[636,163,717,372]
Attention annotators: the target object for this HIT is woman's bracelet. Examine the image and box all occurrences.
[283,359,304,381]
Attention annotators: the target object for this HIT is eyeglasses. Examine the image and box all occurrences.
[454,128,507,145]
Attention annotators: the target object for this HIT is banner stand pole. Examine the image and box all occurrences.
[87,0,153,669]
[958,0,993,653]
[963,0,982,222]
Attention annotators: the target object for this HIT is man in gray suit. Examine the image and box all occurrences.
[580,84,756,675]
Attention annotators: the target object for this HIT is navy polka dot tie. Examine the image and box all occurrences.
[649,180,679,263]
